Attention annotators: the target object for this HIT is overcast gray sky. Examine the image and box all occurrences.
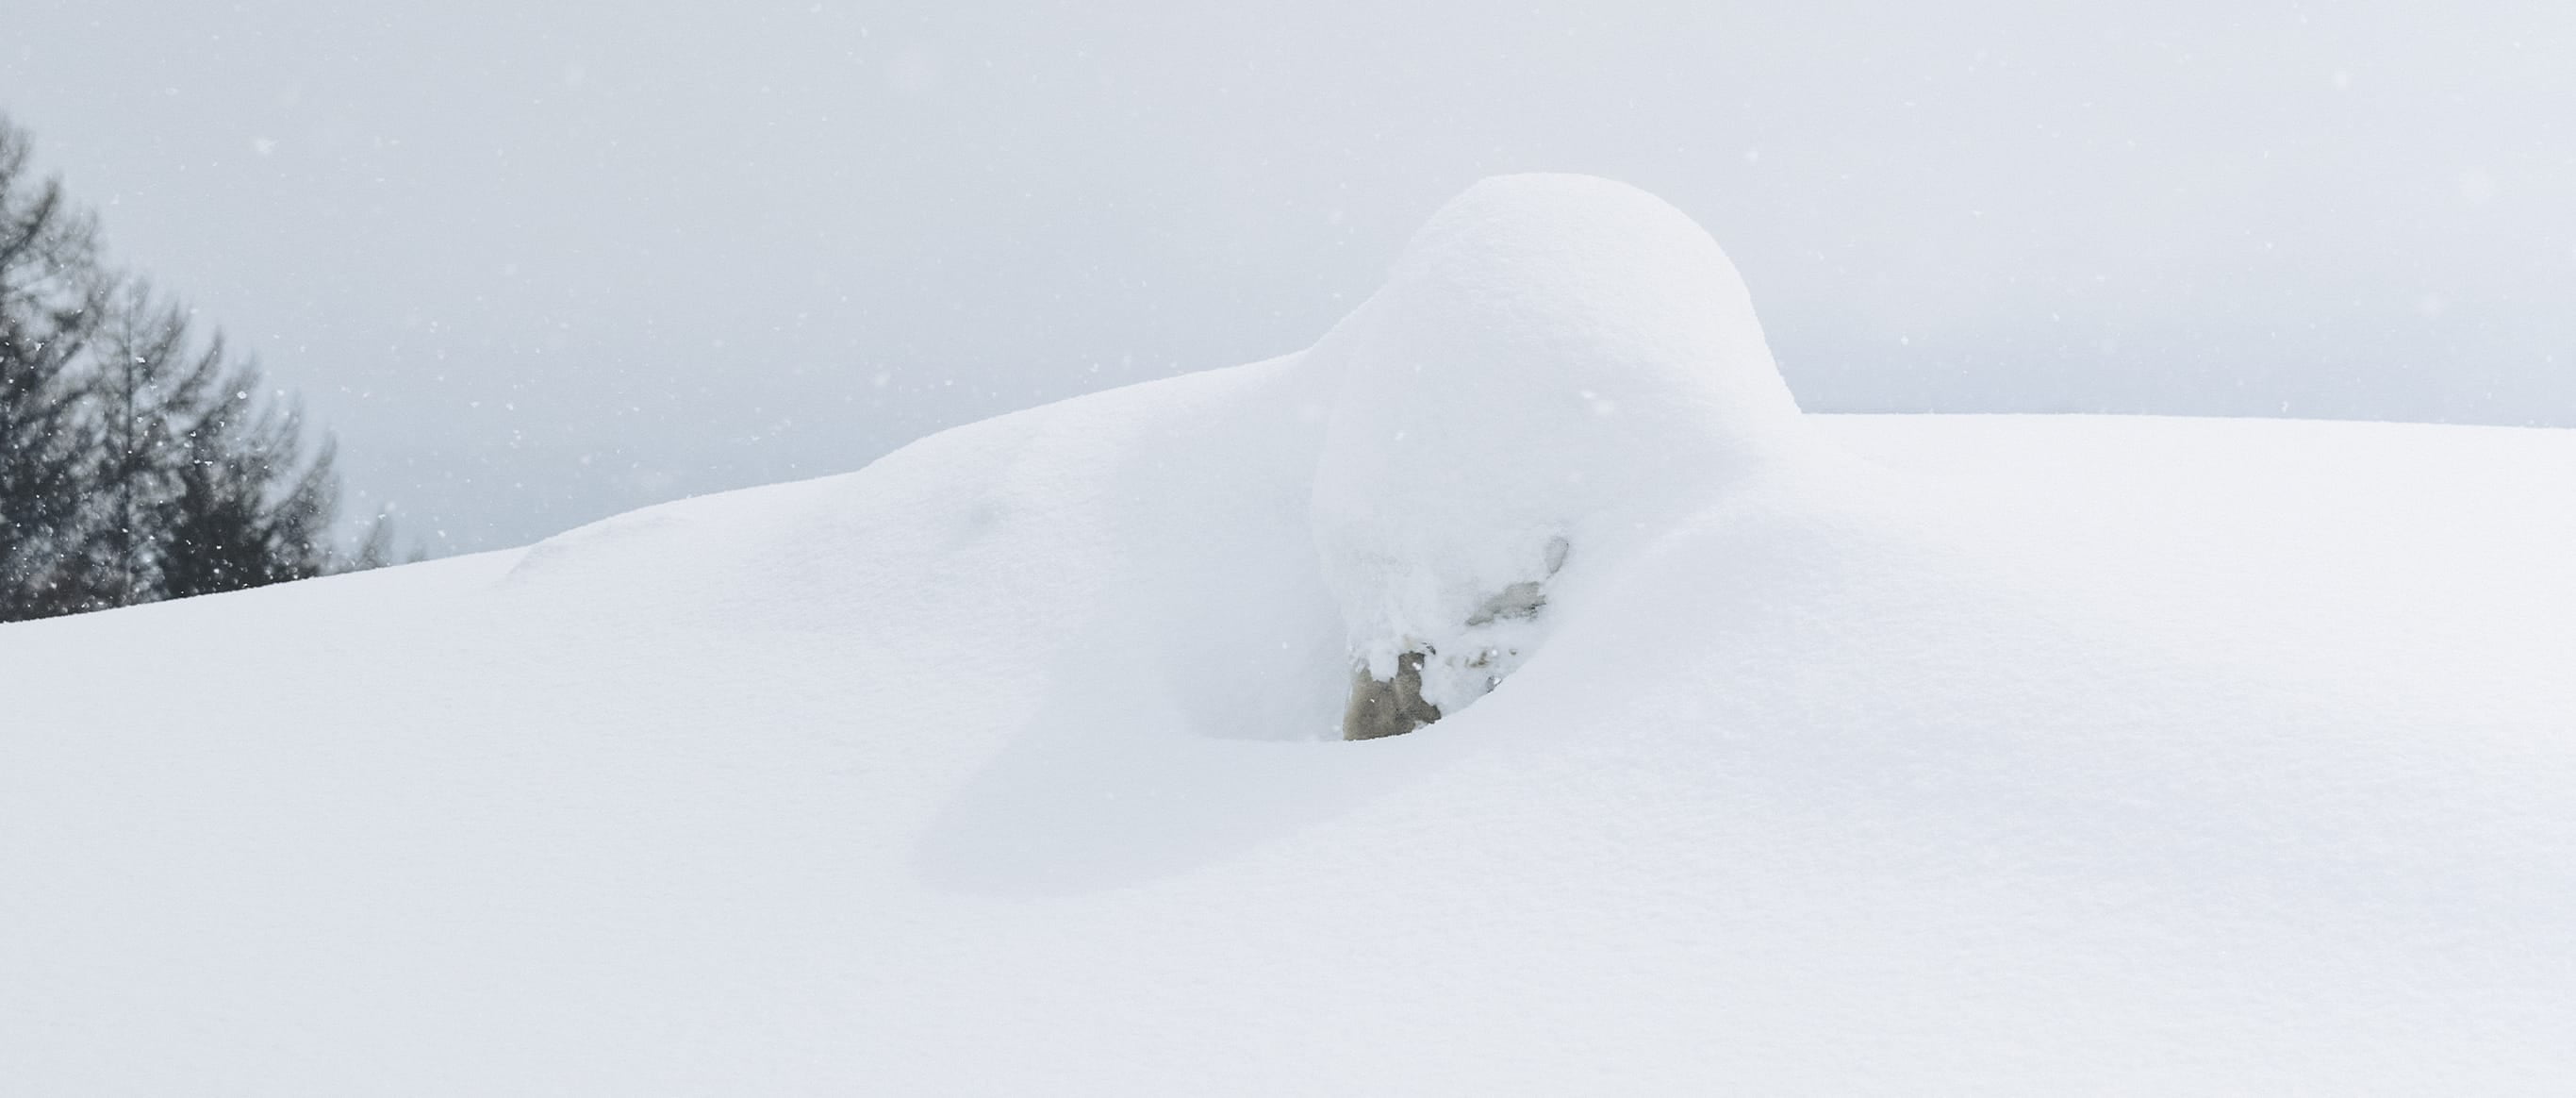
[8,0,2572,553]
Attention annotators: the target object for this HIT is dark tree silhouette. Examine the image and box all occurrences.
[0,118,109,619]
[158,372,342,600]
[0,113,392,623]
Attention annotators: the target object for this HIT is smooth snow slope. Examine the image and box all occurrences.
[7,176,2576,1094]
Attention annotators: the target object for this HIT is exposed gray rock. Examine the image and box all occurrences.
[1343,651,1442,740]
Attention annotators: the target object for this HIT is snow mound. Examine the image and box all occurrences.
[1312,175,1810,731]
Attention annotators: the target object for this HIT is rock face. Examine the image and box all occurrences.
[1304,174,1808,739]
[1340,651,1444,740]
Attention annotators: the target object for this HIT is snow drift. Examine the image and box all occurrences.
[1311,175,1809,732]
[6,175,2576,1094]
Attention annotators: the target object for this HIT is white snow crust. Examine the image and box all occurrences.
[6,175,2576,1094]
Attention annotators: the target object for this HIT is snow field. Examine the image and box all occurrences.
[6,175,2576,1092]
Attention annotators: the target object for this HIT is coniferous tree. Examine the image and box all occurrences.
[0,113,396,623]
[84,282,223,604]
[157,369,342,600]
[0,118,109,619]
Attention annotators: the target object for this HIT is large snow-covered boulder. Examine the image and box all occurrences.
[1308,175,1809,734]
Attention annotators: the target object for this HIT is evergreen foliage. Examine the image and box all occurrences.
[0,115,388,623]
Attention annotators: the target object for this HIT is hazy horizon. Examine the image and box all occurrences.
[9,0,2572,552]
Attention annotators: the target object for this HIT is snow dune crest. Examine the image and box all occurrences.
[509,173,1826,742]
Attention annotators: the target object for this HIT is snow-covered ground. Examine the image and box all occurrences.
[6,176,2574,1093]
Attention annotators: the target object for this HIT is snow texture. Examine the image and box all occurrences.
[1311,174,1808,723]
[5,175,2576,1094]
